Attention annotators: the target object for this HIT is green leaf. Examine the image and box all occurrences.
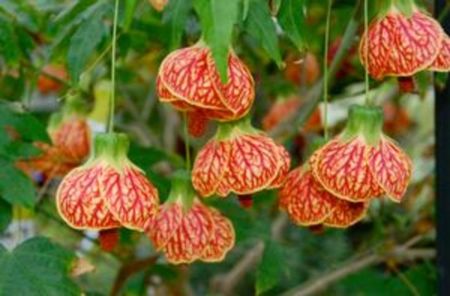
[256,241,285,295]
[122,0,138,31]
[244,0,282,67]
[278,0,307,50]
[0,158,36,208]
[0,199,12,233]
[0,237,80,296]
[164,0,192,50]
[52,0,98,28]
[194,0,239,82]
[67,9,107,82]
[0,15,21,66]
[0,103,49,143]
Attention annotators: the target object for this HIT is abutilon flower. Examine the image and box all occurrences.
[37,64,68,94]
[279,165,368,228]
[310,105,412,203]
[157,43,255,136]
[146,175,235,264]
[56,133,159,235]
[17,94,91,180]
[359,1,446,91]
[192,118,290,198]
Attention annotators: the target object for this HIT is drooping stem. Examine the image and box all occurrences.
[108,0,120,133]
[363,0,373,106]
[323,0,333,140]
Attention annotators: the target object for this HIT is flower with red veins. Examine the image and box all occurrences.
[359,2,444,92]
[192,118,291,198]
[429,35,450,72]
[146,176,235,264]
[157,43,255,127]
[279,165,368,228]
[49,117,90,161]
[310,105,412,203]
[37,64,68,94]
[56,133,159,235]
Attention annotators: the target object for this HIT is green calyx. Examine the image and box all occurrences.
[62,91,88,117]
[215,116,260,141]
[91,133,130,165]
[379,0,417,17]
[341,105,384,145]
[166,170,196,212]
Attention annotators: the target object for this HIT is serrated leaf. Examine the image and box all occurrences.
[278,0,307,50]
[0,15,21,66]
[244,0,282,67]
[0,199,12,233]
[194,0,239,81]
[0,158,36,208]
[0,237,80,296]
[67,9,107,82]
[256,240,285,295]
[164,0,192,50]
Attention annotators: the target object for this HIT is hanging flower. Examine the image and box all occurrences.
[192,118,290,198]
[157,43,255,135]
[56,133,159,232]
[359,2,444,91]
[429,35,450,72]
[146,175,235,264]
[310,105,412,203]
[279,165,368,228]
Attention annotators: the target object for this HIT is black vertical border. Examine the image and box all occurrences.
[436,1,450,295]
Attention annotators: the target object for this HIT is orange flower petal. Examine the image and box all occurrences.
[147,202,183,251]
[208,51,255,116]
[268,144,291,189]
[279,167,334,226]
[224,135,281,195]
[192,140,231,197]
[187,111,209,138]
[429,35,450,71]
[158,46,227,110]
[367,137,412,202]
[163,201,214,264]
[51,117,90,161]
[323,200,368,228]
[201,208,235,262]
[311,137,382,202]
[101,163,159,231]
[359,11,443,79]
[56,164,120,230]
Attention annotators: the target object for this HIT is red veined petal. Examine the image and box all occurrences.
[224,134,281,195]
[268,144,291,189]
[146,201,183,251]
[158,46,227,110]
[310,137,383,202]
[279,167,334,226]
[192,140,231,197]
[323,200,368,228]
[101,163,159,231]
[207,51,255,116]
[367,137,412,202]
[201,208,235,262]
[163,201,214,264]
[51,117,90,161]
[56,164,120,230]
[429,35,450,71]
[359,10,443,79]
[156,77,193,111]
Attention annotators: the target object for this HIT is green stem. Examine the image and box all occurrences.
[323,0,333,140]
[363,0,373,106]
[108,0,120,134]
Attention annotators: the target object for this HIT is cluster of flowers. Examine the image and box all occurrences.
[52,0,448,265]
